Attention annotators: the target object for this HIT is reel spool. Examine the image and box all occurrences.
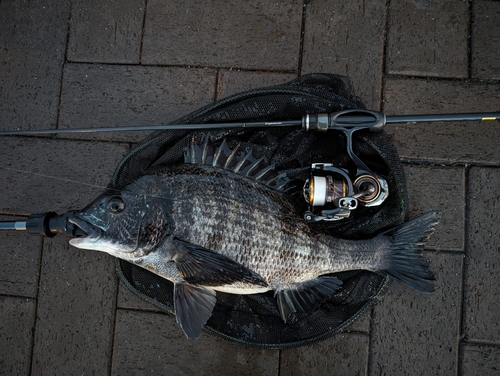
[303,163,388,222]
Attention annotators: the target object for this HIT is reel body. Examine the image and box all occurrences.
[302,126,389,222]
[303,164,388,222]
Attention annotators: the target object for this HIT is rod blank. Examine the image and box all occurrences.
[0,221,26,230]
[386,112,500,124]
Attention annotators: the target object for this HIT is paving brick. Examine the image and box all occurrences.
[301,0,386,109]
[0,215,42,298]
[31,236,118,374]
[1,0,498,372]
[347,310,371,333]
[463,167,500,343]
[383,78,500,164]
[461,344,500,376]
[0,0,69,132]
[0,296,36,375]
[404,165,465,251]
[141,0,302,70]
[370,252,463,375]
[472,1,500,80]
[217,70,297,99]
[58,64,217,143]
[386,0,468,78]
[116,279,163,312]
[280,333,368,375]
[0,137,128,215]
[68,0,145,64]
[112,309,279,375]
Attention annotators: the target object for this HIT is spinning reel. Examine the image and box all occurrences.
[302,125,389,222]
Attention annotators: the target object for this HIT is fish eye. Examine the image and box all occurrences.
[107,197,125,213]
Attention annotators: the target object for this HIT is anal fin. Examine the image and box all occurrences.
[174,283,216,339]
[276,276,343,322]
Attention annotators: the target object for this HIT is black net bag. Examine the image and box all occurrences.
[112,73,408,348]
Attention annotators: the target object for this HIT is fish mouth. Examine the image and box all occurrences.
[68,215,103,248]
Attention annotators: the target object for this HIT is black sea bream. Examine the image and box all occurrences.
[69,138,439,339]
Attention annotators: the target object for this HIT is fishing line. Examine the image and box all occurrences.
[0,166,109,191]
[0,166,300,221]
[0,166,180,204]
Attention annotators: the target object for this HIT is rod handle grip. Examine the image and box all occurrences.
[303,110,386,132]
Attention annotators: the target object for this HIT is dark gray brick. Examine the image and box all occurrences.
[0,0,69,132]
[301,0,386,109]
[404,165,465,251]
[116,279,163,312]
[463,167,500,343]
[386,0,468,77]
[112,309,279,374]
[31,237,118,374]
[370,252,463,374]
[0,215,42,298]
[68,0,145,64]
[347,310,370,333]
[461,344,500,376]
[217,70,297,99]
[58,64,217,143]
[280,333,368,375]
[0,137,128,215]
[141,0,302,70]
[0,296,36,375]
[383,78,500,163]
[472,1,500,80]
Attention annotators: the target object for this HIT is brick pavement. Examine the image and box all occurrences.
[1,1,499,375]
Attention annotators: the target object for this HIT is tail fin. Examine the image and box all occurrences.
[380,211,441,292]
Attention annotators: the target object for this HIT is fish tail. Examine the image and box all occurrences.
[380,211,440,292]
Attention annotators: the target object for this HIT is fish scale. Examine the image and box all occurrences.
[164,165,379,288]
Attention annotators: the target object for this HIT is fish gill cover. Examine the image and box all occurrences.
[110,73,411,348]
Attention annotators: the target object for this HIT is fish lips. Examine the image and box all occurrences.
[68,215,103,248]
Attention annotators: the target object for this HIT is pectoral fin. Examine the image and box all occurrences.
[172,239,267,287]
[276,276,343,322]
[174,283,216,340]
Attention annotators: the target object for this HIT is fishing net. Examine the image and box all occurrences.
[112,73,408,348]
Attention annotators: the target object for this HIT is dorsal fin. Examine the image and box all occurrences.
[184,137,291,191]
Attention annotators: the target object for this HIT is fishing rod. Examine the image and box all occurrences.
[1,109,499,233]
[0,109,499,136]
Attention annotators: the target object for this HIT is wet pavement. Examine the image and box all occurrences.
[1,1,499,375]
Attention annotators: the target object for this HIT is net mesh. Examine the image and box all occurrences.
[112,73,408,348]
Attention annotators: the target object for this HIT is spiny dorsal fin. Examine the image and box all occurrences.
[184,137,291,191]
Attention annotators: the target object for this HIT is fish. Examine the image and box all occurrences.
[69,137,440,340]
